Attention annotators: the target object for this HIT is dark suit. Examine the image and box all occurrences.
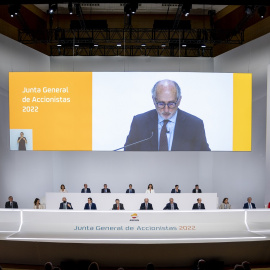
[126,189,135,193]
[124,109,210,151]
[192,188,202,193]
[163,202,179,210]
[84,203,97,210]
[140,203,153,210]
[5,201,18,208]
[243,202,256,209]
[81,188,91,193]
[59,202,73,209]
[101,188,111,193]
[192,203,205,209]
[112,203,124,210]
[171,188,181,193]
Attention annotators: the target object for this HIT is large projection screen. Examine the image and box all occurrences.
[9,72,252,151]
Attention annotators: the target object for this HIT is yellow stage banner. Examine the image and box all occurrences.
[9,72,92,151]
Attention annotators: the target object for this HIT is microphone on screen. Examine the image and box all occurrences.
[114,132,154,151]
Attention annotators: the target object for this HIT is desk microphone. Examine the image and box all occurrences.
[114,132,154,151]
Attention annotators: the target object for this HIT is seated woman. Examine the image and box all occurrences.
[34,198,45,209]
[219,197,231,209]
[60,184,67,193]
[146,183,155,193]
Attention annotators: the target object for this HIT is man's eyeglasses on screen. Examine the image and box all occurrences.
[155,100,179,109]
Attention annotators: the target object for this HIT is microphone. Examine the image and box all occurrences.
[114,132,154,151]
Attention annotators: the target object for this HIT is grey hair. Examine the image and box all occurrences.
[151,79,181,100]
[247,197,252,201]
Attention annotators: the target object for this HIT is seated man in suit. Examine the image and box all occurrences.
[112,199,124,210]
[81,184,91,193]
[84,197,97,210]
[59,197,73,210]
[140,198,153,210]
[192,184,202,193]
[5,196,18,208]
[171,184,181,193]
[126,184,135,193]
[243,197,256,209]
[163,198,179,210]
[124,79,210,151]
[192,198,205,210]
[101,184,111,193]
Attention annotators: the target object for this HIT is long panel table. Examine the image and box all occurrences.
[45,192,219,210]
[1,209,270,244]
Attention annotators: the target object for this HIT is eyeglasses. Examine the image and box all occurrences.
[155,99,179,109]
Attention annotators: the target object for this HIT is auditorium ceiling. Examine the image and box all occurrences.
[0,1,270,57]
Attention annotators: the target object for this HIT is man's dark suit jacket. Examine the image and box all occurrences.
[163,202,179,210]
[171,189,181,193]
[101,188,111,193]
[112,203,124,210]
[243,203,256,209]
[126,189,135,193]
[124,109,210,151]
[84,203,97,210]
[5,201,18,208]
[81,188,91,193]
[140,203,153,210]
[192,189,202,193]
[192,203,205,210]
[59,202,73,209]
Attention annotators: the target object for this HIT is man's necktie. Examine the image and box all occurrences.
[145,204,148,210]
[117,205,120,210]
[159,120,169,151]
[198,204,201,209]
[10,202,13,208]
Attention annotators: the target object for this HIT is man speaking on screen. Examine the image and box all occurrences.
[124,79,210,151]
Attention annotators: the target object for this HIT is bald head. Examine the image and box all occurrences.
[152,79,182,120]
[152,79,181,100]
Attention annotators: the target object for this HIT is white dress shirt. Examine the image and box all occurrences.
[146,189,155,193]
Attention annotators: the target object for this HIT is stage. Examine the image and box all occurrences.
[0,209,270,266]
[1,209,270,244]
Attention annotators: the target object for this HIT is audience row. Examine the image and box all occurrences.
[195,259,251,270]
[42,258,252,270]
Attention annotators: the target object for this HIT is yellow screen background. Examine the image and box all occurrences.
[9,72,92,151]
[233,73,252,151]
